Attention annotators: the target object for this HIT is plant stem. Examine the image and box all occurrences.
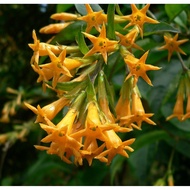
[177,52,189,72]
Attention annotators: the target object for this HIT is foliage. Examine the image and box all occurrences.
[1,4,190,186]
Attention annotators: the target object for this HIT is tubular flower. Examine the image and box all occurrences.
[115,27,143,52]
[115,78,139,130]
[24,96,69,124]
[122,4,159,38]
[121,91,156,129]
[183,75,190,120]
[39,22,72,34]
[158,33,189,61]
[96,130,135,164]
[167,75,185,121]
[71,101,117,147]
[166,94,184,121]
[124,51,161,86]
[51,12,78,21]
[35,108,83,164]
[83,23,118,63]
[183,95,190,120]
[28,30,61,59]
[78,4,107,33]
[97,71,115,123]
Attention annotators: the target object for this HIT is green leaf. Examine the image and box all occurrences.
[128,143,157,185]
[75,28,89,55]
[132,130,170,151]
[56,4,74,13]
[103,72,116,115]
[56,80,86,91]
[143,22,179,36]
[165,4,189,21]
[166,138,190,158]
[75,4,103,16]
[110,155,126,185]
[107,4,116,40]
[86,76,97,102]
[174,11,187,29]
[50,21,86,45]
[1,177,13,186]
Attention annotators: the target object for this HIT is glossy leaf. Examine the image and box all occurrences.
[50,21,86,44]
[165,4,189,21]
[144,22,179,36]
[55,80,86,92]
[132,130,170,151]
[174,11,187,29]
[75,27,89,55]
[75,4,103,16]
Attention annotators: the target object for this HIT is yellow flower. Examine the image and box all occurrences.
[158,33,189,61]
[24,96,69,125]
[40,48,73,88]
[121,91,156,129]
[115,27,143,52]
[36,108,83,164]
[71,101,117,147]
[96,130,135,164]
[166,94,184,121]
[28,30,61,60]
[80,140,106,166]
[183,94,190,120]
[122,4,159,38]
[115,95,139,130]
[39,22,71,34]
[78,4,107,33]
[124,51,161,86]
[51,12,78,21]
[83,23,118,63]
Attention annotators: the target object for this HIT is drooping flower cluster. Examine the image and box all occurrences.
[167,71,190,121]
[158,32,189,122]
[26,4,161,165]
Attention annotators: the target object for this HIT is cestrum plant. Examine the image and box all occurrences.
[25,4,188,167]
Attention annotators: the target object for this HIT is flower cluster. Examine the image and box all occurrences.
[26,4,161,165]
[158,33,189,122]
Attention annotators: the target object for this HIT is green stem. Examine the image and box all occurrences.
[107,4,116,40]
[0,141,12,179]
[177,52,189,72]
[147,9,157,20]
[168,148,175,171]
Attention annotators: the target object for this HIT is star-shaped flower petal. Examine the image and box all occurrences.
[80,140,106,166]
[120,91,156,129]
[24,97,69,124]
[83,23,118,63]
[122,4,159,38]
[71,101,118,148]
[96,130,135,164]
[158,33,189,61]
[124,51,161,86]
[78,4,107,33]
[40,48,72,88]
[115,28,143,51]
[28,30,61,58]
